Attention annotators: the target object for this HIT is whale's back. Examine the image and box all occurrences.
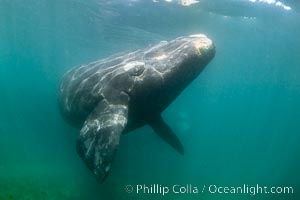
[58,50,144,123]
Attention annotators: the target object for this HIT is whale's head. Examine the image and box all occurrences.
[146,34,215,85]
[124,34,216,112]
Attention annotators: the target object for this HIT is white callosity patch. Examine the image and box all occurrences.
[193,39,213,51]
[189,35,213,54]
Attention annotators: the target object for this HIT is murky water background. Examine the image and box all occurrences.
[1,0,300,199]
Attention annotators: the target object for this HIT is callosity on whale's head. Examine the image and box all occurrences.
[59,34,215,181]
[123,34,216,113]
[144,34,215,80]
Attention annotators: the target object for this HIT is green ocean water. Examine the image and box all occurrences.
[1,0,300,199]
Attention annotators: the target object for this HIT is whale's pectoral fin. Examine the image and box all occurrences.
[148,115,184,155]
[76,92,129,181]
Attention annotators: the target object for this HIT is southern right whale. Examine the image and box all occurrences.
[59,34,216,180]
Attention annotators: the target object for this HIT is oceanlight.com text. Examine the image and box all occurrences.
[124,184,294,196]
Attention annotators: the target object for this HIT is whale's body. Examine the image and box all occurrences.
[59,34,215,180]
